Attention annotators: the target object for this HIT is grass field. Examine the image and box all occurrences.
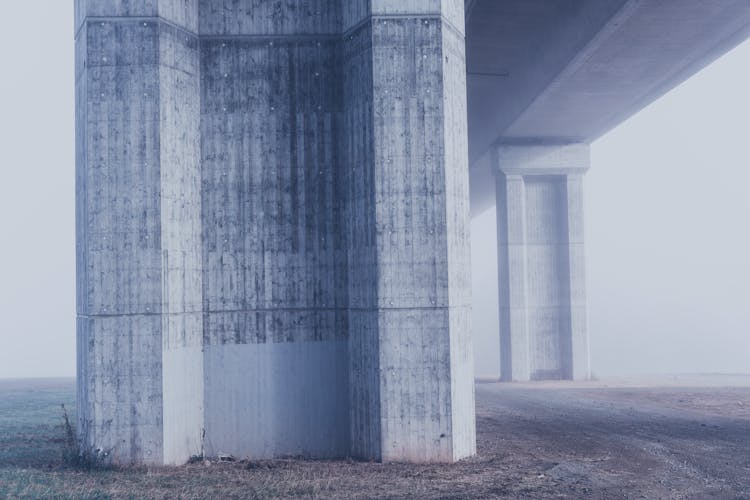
[2,377,750,499]
[0,378,521,499]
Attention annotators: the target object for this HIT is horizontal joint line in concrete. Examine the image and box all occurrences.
[158,64,198,78]
[200,34,340,42]
[498,306,573,311]
[342,14,464,41]
[75,16,198,42]
[77,312,202,319]
[82,63,197,79]
[348,306,454,312]
[204,307,348,313]
[78,16,463,44]
[203,307,457,313]
[502,243,581,247]
[78,306,460,319]
[496,167,589,176]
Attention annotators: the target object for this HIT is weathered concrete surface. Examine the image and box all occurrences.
[77,17,162,465]
[75,5,204,464]
[76,0,475,465]
[494,144,589,382]
[198,4,349,459]
[343,0,475,462]
[158,18,203,466]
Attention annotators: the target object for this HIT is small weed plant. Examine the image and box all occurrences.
[60,404,112,470]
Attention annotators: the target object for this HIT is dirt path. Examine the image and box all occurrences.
[474,380,750,499]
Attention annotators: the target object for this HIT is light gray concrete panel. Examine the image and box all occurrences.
[162,342,203,463]
[203,341,349,458]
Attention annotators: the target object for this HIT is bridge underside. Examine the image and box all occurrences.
[467,0,750,215]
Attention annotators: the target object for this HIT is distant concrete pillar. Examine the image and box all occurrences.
[494,144,590,381]
[343,0,476,462]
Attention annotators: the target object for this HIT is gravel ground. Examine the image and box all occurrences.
[472,376,750,499]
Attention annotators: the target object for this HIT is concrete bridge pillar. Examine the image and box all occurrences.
[494,144,590,381]
[343,0,475,463]
[76,0,475,465]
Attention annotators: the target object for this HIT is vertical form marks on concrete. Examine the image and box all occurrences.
[199,11,350,459]
[342,19,381,460]
[75,16,89,453]
[345,0,476,462]
[75,0,199,34]
[524,176,570,378]
[495,173,530,381]
[158,20,203,465]
[441,13,476,461]
[76,16,166,464]
[565,173,589,381]
[494,144,591,382]
[198,0,340,35]
[76,0,203,464]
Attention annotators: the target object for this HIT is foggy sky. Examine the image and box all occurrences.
[1,2,748,378]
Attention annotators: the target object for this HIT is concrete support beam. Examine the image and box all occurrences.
[344,0,475,463]
[494,144,590,381]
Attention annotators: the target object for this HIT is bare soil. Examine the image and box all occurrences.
[1,376,749,499]
[471,377,750,499]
